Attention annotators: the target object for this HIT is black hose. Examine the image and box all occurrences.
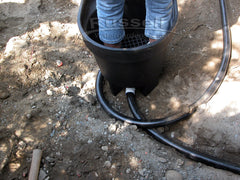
[95,0,240,174]
[126,92,240,174]
[191,0,232,107]
[96,72,194,128]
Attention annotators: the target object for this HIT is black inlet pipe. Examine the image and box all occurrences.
[96,72,195,128]
[95,0,240,174]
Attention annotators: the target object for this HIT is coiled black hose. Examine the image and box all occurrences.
[95,0,240,174]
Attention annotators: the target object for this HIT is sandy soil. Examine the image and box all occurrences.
[0,0,240,179]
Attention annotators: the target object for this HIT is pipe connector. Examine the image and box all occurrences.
[125,88,136,95]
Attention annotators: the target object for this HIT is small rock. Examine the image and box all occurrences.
[87,139,93,144]
[108,124,117,132]
[94,172,99,177]
[70,97,82,106]
[0,89,10,99]
[50,129,55,137]
[171,132,175,138]
[130,125,138,131]
[26,113,32,120]
[18,141,26,150]
[83,94,96,105]
[116,162,121,168]
[126,168,131,174]
[50,162,56,167]
[86,172,98,179]
[158,157,167,163]
[67,86,80,96]
[94,155,100,160]
[38,169,47,180]
[174,75,182,85]
[56,60,63,67]
[36,89,41,93]
[176,159,184,166]
[101,146,108,151]
[197,162,202,168]
[45,156,55,163]
[41,100,46,105]
[165,170,183,180]
[138,168,146,176]
[46,89,53,96]
[104,161,111,168]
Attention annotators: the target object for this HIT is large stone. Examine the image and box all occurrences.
[0,89,10,99]
[165,170,183,180]
[0,133,14,172]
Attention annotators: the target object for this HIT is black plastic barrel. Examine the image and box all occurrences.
[77,0,178,95]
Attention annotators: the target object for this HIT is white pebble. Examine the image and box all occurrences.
[46,89,53,96]
[108,124,117,132]
[87,140,93,144]
[101,146,108,151]
[126,168,131,174]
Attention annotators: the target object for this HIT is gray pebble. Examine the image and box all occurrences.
[130,125,138,131]
[36,89,41,93]
[38,169,47,180]
[45,156,55,163]
[101,146,108,151]
[56,152,61,156]
[104,161,111,168]
[174,75,182,85]
[138,168,147,176]
[158,157,167,163]
[176,159,184,166]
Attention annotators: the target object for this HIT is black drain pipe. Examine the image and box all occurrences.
[96,0,240,174]
[126,92,240,174]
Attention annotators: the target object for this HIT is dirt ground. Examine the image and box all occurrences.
[0,0,240,179]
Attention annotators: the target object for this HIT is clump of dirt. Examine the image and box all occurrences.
[0,0,240,179]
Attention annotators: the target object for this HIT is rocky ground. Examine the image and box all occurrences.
[0,0,240,179]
